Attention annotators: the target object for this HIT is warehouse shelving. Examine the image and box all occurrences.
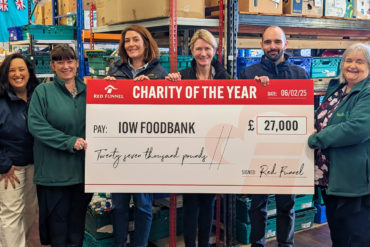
[81,0,369,246]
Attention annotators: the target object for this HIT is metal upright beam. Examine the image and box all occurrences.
[52,0,58,25]
[28,0,31,24]
[169,0,178,73]
[217,0,224,64]
[169,0,178,247]
[226,0,238,79]
[76,0,85,78]
[89,1,96,49]
[216,1,224,246]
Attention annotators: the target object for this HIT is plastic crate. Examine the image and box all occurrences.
[21,25,75,40]
[265,217,277,239]
[86,50,115,76]
[314,203,327,223]
[314,187,325,205]
[26,54,52,74]
[83,231,134,247]
[294,207,317,231]
[266,195,277,217]
[236,196,251,224]
[148,207,183,242]
[311,57,341,78]
[236,195,276,224]
[159,55,193,73]
[82,231,115,247]
[85,207,113,240]
[288,57,313,75]
[237,57,261,78]
[8,26,23,41]
[294,194,314,211]
[236,219,251,244]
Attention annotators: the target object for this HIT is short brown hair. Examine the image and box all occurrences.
[50,44,77,61]
[118,24,159,64]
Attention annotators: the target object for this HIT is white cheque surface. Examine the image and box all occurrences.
[85,104,314,194]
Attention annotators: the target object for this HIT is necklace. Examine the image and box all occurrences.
[70,86,78,98]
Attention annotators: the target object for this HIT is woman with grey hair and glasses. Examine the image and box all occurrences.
[308,43,370,247]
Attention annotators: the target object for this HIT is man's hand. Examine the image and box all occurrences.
[254,76,270,86]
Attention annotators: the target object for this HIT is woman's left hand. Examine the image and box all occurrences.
[0,166,21,189]
[74,138,88,151]
[134,75,150,81]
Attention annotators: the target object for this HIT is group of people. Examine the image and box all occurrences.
[0,24,369,247]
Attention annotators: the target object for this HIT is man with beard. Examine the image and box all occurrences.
[239,26,309,247]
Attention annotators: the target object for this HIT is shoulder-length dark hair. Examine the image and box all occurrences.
[0,53,39,97]
[118,24,160,64]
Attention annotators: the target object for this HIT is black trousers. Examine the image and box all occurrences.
[37,184,92,247]
[322,189,370,247]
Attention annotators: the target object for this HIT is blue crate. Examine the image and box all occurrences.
[314,203,327,223]
[311,57,341,78]
[237,57,261,78]
[8,26,23,41]
[288,57,313,75]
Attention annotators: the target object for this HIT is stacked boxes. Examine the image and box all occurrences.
[353,0,370,19]
[283,0,303,15]
[324,0,354,18]
[302,0,324,17]
[96,0,205,26]
[239,0,283,15]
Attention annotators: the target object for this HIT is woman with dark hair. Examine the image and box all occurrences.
[0,53,39,247]
[28,44,92,247]
[105,24,167,247]
[166,29,230,247]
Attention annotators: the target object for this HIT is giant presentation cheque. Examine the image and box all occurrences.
[85,79,314,194]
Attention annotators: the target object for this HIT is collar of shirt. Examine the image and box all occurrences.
[128,59,148,78]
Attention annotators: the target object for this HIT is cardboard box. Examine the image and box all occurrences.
[83,0,96,10]
[354,0,370,19]
[302,0,324,17]
[324,0,354,18]
[205,0,219,7]
[239,0,283,15]
[97,0,205,26]
[34,5,44,24]
[43,1,53,25]
[283,0,303,15]
[58,0,76,15]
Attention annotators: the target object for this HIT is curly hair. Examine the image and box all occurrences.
[0,53,40,97]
